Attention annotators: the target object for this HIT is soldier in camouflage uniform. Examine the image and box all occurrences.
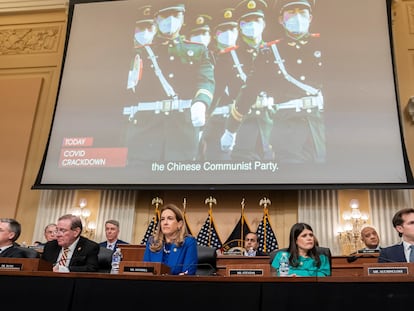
[123,1,215,164]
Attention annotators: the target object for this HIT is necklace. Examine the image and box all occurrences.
[163,244,170,254]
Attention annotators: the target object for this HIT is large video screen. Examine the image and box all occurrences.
[33,0,413,189]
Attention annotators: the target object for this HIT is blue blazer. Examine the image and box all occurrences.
[378,243,406,263]
[143,236,198,275]
[98,239,129,251]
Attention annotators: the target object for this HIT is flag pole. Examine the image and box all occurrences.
[205,196,217,247]
[259,197,271,253]
[241,198,245,248]
[151,196,163,235]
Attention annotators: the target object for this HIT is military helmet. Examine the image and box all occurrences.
[234,0,268,21]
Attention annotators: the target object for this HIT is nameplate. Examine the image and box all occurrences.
[228,268,264,276]
[367,267,408,275]
[0,262,23,270]
[123,266,155,274]
[363,263,414,276]
[357,249,379,254]
[119,261,170,275]
[226,264,271,277]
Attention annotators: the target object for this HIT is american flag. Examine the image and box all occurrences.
[140,214,159,245]
[256,209,278,254]
[196,214,222,248]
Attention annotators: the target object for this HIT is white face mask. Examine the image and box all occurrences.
[157,15,183,36]
[240,21,264,38]
[134,29,155,46]
[190,34,211,47]
[284,14,310,35]
[216,29,238,47]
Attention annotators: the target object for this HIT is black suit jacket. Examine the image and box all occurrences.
[42,236,100,272]
[0,245,38,258]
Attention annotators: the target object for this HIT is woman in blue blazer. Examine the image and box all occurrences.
[143,203,198,275]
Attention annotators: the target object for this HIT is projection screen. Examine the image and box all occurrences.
[33,0,414,189]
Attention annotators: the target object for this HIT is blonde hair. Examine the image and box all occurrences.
[149,203,188,252]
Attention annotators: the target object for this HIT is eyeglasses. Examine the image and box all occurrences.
[56,228,70,234]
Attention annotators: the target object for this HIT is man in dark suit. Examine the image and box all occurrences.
[379,208,414,263]
[98,219,129,251]
[0,218,31,258]
[244,232,267,256]
[42,214,99,272]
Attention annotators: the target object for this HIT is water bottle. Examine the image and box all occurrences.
[111,247,122,274]
[278,252,290,277]
[247,248,255,257]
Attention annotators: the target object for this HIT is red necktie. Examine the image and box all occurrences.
[59,248,69,266]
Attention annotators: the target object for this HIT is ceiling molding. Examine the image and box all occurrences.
[0,0,68,13]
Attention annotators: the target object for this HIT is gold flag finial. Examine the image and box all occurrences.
[259,197,271,209]
[151,196,163,207]
[205,196,217,207]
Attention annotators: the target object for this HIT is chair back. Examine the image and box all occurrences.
[97,247,113,273]
[196,245,217,276]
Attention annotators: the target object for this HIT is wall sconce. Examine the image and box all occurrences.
[70,198,96,239]
[407,96,414,122]
[337,199,369,255]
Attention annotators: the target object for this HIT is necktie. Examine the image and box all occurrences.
[107,244,113,250]
[59,248,69,266]
[410,245,414,263]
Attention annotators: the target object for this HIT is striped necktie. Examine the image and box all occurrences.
[410,245,414,263]
[59,247,69,266]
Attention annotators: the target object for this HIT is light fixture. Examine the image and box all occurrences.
[70,198,96,239]
[337,199,369,255]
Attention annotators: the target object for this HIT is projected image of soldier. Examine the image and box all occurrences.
[123,0,215,164]
[127,5,156,92]
[184,12,213,48]
[199,7,246,161]
[219,0,278,161]
[269,0,325,163]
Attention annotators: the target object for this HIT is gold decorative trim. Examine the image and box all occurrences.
[0,0,68,13]
[0,25,61,55]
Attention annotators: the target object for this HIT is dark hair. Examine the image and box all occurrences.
[287,222,321,268]
[0,218,21,242]
[244,232,258,240]
[392,208,414,237]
